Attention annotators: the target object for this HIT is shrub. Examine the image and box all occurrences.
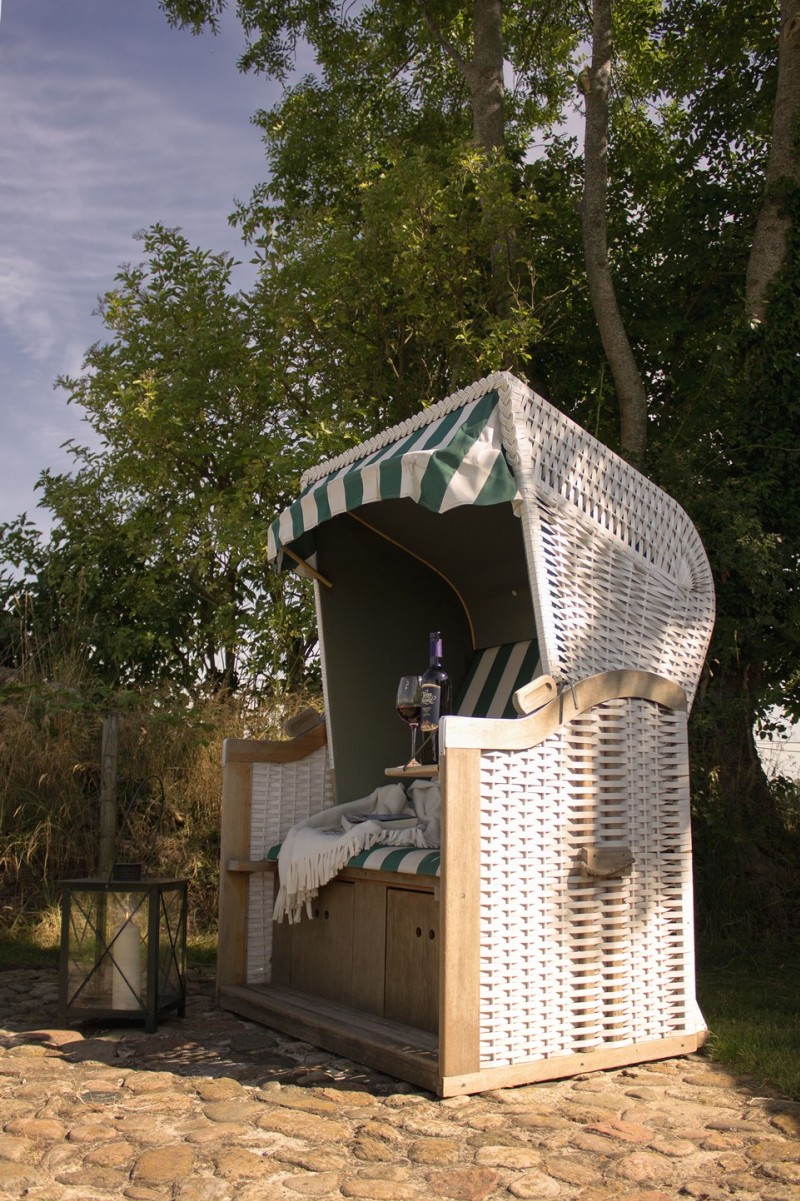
[0,661,319,935]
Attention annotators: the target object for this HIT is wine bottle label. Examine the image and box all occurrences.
[420,683,441,732]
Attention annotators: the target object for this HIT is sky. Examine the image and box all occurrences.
[0,0,279,531]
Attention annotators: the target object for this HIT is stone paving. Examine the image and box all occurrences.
[0,966,798,1201]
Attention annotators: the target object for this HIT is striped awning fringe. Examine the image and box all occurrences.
[268,389,518,562]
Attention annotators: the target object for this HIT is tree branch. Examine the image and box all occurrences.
[580,0,648,465]
[420,1,504,154]
[745,0,800,324]
[420,5,472,82]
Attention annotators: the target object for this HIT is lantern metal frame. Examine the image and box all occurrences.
[58,877,188,1033]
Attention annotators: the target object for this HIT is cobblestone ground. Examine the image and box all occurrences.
[0,966,798,1201]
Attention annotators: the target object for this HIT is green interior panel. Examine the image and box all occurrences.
[313,500,536,803]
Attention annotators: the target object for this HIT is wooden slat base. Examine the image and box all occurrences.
[439,1032,702,1097]
[218,983,440,1093]
[218,984,701,1098]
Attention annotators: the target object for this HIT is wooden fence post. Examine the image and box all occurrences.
[98,712,119,878]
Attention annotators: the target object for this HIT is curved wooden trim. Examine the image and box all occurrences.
[442,670,686,752]
[222,722,327,766]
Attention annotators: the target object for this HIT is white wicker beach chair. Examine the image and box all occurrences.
[217,372,715,1096]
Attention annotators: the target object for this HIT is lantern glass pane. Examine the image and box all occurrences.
[158,887,187,1004]
[64,888,148,1014]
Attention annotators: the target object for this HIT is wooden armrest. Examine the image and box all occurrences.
[226,858,276,873]
[443,670,687,753]
[222,722,327,766]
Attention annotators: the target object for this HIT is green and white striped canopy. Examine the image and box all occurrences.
[268,389,518,563]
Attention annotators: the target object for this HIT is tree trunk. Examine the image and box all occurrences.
[745,0,800,324]
[467,0,505,154]
[421,1,513,306]
[421,1,505,154]
[581,0,648,466]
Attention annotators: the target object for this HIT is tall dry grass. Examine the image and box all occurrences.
[0,656,319,935]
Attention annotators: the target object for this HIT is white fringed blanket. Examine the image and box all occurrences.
[273,780,440,924]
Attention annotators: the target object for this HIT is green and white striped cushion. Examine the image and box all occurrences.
[456,639,541,719]
[267,843,440,877]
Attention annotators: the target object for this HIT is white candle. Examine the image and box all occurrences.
[111,918,141,1009]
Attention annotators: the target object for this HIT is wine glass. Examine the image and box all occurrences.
[396,675,422,767]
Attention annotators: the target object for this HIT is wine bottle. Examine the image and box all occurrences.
[419,631,451,763]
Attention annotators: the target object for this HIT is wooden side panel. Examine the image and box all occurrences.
[290,881,355,1005]
[439,746,481,1078]
[384,889,439,1033]
[270,874,292,987]
[217,759,252,994]
[351,881,388,1017]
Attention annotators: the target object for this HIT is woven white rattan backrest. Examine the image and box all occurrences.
[246,746,334,985]
[496,374,714,707]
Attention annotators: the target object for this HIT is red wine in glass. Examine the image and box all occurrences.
[396,675,422,766]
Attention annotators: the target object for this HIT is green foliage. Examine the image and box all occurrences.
[698,942,800,1101]
[0,515,44,669]
[0,650,321,931]
[249,140,570,441]
[161,0,585,145]
[654,192,800,715]
[0,928,217,970]
[0,932,60,969]
[1,0,796,941]
[2,226,317,693]
[653,178,800,937]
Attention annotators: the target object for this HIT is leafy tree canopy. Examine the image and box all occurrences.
[1,226,316,692]
[154,1,800,847]
[4,2,799,773]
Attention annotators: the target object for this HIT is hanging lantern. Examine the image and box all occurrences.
[58,877,188,1032]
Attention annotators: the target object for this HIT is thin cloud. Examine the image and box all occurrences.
[0,5,270,526]
[0,60,263,348]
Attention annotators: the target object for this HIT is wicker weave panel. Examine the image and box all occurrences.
[246,746,334,984]
[477,698,694,1068]
[499,374,714,707]
[534,494,711,700]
